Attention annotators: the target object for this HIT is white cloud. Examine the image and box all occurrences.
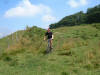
[42,15,57,22]
[68,0,78,8]
[4,0,57,29]
[0,33,3,38]
[4,0,52,17]
[68,0,88,8]
[80,0,87,5]
[41,14,57,29]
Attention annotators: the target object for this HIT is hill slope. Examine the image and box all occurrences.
[0,24,100,75]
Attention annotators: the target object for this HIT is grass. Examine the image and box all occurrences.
[0,24,100,75]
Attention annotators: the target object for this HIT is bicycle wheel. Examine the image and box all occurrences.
[46,39,51,53]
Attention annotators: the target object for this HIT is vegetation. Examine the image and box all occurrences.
[50,4,100,29]
[86,5,100,24]
[0,23,100,75]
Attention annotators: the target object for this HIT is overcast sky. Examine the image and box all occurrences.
[0,0,100,38]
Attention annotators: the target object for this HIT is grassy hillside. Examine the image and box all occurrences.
[0,24,100,75]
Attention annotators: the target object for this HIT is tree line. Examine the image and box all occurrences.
[49,4,100,29]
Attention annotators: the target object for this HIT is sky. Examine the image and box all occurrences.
[0,0,100,38]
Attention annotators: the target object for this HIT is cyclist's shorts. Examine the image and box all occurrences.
[48,38,52,43]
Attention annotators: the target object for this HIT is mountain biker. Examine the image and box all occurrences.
[44,28,54,50]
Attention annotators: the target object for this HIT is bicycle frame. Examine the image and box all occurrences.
[46,39,52,53]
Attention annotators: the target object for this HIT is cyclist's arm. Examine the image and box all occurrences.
[44,32,47,40]
[44,36,46,40]
[52,35,54,40]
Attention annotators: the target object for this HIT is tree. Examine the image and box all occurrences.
[86,4,100,23]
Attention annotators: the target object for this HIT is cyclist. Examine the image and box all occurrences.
[44,28,54,52]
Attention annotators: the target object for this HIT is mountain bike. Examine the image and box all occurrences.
[46,39,53,54]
